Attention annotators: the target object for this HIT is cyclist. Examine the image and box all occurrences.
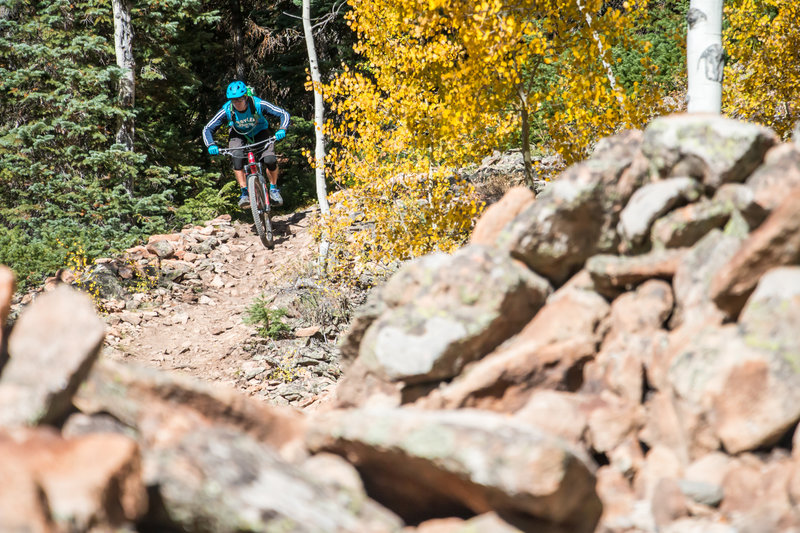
[203,81,290,208]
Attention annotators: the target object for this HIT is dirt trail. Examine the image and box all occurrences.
[103,209,319,391]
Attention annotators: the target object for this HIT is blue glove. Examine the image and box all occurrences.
[208,145,219,155]
[275,129,286,141]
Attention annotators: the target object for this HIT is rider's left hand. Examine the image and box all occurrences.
[275,129,286,141]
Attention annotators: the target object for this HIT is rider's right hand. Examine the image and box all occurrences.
[208,145,219,155]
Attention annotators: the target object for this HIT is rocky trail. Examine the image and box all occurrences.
[20,207,351,408]
[107,211,313,384]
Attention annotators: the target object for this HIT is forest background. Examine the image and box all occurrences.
[0,0,796,289]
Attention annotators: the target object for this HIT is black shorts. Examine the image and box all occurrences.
[228,130,277,171]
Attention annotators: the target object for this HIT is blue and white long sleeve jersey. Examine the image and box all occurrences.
[202,97,290,146]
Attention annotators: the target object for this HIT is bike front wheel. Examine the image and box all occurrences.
[248,174,274,249]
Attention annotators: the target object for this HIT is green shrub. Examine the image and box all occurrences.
[244,297,292,339]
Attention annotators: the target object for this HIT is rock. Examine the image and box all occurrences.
[470,186,535,245]
[651,478,689,529]
[670,229,742,328]
[496,130,643,285]
[711,183,768,228]
[338,289,387,367]
[583,280,673,404]
[146,239,175,259]
[420,285,608,412]
[745,143,800,210]
[710,187,800,319]
[650,199,734,249]
[83,263,128,300]
[306,407,602,532]
[737,266,800,357]
[661,518,737,533]
[295,325,321,337]
[513,390,591,444]
[720,455,800,532]
[594,466,637,532]
[618,177,703,246]
[586,248,686,299]
[153,426,402,533]
[408,512,524,532]
[0,286,105,427]
[640,114,778,188]
[357,245,551,385]
[73,359,307,460]
[668,324,800,454]
[0,265,14,363]
[0,427,147,530]
[678,479,724,507]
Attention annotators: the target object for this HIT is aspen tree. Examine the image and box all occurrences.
[302,0,331,263]
[686,0,724,113]
[113,0,135,153]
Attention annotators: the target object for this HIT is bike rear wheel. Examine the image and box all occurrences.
[248,174,274,249]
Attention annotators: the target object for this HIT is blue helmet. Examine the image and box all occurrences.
[226,81,248,99]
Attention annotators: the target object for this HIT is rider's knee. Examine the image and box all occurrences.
[263,155,277,171]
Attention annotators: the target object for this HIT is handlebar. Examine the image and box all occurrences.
[217,136,277,156]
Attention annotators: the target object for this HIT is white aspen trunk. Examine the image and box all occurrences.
[687,0,724,113]
[575,0,625,109]
[113,0,135,152]
[302,0,330,262]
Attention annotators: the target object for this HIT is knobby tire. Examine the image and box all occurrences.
[248,174,274,249]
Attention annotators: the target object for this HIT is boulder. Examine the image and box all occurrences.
[640,114,778,188]
[152,426,401,533]
[668,324,800,454]
[710,186,800,319]
[470,186,535,245]
[618,177,702,247]
[73,358,307,460]
[0,286,105,427]
[745,143,800,210]
[586,248,686,299]
[671,229,742,328]
[0,427,147,531]
[496,130,644,285]
[306,407,602,533]
[357,245,551,385]
[419,285,609,412]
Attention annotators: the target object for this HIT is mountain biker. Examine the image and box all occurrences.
[203,81,290,208]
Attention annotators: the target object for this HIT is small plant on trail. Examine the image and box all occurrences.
[124,257,160,294]
[266,350,307,383]
[244,297,292,339]
[59,240,107,313]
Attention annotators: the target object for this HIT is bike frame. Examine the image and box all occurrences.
[245,150,269,211]
[217,136,277,248]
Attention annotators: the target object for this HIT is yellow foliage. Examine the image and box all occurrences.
[724,0,800,138]
[314,0,667,284]
[58,240,158,311]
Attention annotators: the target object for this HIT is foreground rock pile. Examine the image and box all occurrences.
[1,112,800,532]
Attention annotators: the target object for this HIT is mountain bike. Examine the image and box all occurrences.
[218,137,276,249]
